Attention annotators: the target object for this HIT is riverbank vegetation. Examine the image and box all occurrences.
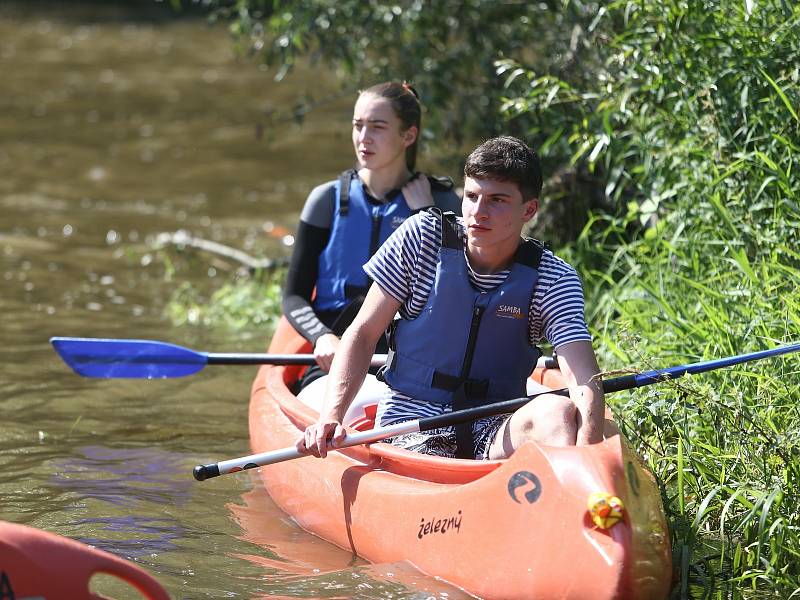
[164,1,800,595]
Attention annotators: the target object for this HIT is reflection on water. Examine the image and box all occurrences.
[73,515,183,557]
[52,445,193,509]
[230,485,472,600]
[229,485,367,576]
[0,2,464,598]
[51,445,190,559]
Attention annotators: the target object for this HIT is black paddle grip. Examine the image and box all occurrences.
[193,463,220,481]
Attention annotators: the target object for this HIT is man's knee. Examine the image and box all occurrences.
[522,393,575,422]
[520,393,577,445]
[550,394,578,422]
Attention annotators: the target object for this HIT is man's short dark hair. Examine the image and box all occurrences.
[463,136,543,200]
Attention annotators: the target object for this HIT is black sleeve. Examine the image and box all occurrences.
[281,220,333,345]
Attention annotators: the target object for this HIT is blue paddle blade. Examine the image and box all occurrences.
[50,337,209,378]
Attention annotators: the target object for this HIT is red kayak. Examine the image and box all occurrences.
[248,317,673,599]
[0,520,169,600]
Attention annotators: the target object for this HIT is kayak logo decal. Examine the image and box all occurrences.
[0,571,15,600]
[508,471,541,504]
[417,510,462,539]
[230,463,259,473]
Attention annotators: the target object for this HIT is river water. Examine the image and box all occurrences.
[0,3,467,598]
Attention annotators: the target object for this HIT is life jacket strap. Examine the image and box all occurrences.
[376,320,398,383]
[453,386,475,459]
[515,237,546,268]
[441,209,463,249]
[343,283,369,299]
[431,371,489,399]
[338,169,355,216]
[329,298,364,337]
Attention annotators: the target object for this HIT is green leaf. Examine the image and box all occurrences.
[760,69,799,123]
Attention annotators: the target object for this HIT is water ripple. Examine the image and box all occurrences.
[50,445,193,508]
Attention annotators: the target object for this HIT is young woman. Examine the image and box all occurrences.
[282,82,460,388]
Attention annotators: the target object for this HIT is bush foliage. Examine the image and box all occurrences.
[170,0,800,595]
[522,3,800,595]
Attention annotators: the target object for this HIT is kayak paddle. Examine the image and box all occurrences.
[50,337,558,379]
[193,340,800,480]
[50,336,389,379]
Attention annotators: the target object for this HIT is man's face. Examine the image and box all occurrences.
[461,176,538,251]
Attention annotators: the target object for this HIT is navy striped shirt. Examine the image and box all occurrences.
[364,210,591,426]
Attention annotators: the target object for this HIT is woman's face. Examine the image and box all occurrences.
[351,93,416,172]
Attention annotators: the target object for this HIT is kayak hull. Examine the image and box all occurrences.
[0,520,169,600]
[249,317,672,599]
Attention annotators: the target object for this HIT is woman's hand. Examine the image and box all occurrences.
[313,333,340,372]
[402,173,434,211]
[295,420,347,458]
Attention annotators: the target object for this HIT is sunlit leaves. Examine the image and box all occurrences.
[205,0,568,151]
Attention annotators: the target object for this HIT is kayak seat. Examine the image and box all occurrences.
[348,403,378,431]
[296,373,386,430]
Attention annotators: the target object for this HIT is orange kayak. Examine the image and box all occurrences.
[0,520,170,600]
[249,317,673,599]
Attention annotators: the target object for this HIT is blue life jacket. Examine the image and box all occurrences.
[314,170,414,312]
[381,209,544,408]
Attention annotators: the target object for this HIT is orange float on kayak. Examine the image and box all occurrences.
[248,317,673,599]
[0,520,169,600]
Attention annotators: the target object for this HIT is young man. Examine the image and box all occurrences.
[298,136,604,460]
